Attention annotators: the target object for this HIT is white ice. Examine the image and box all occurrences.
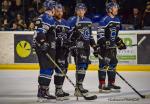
[0,70,150,104]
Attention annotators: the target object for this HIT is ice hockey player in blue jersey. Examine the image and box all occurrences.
[93,2,126,93]
[68,3,97,96]
[33,0,57,102]
[53,3,70,100]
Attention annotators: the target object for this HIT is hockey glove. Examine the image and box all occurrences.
[116,37,127,50]
[93,46,99,57]
[40,42,49,53]
[98,38,111,49]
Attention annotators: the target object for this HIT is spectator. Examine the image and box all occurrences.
[127,8,142,29]
[1,0,11,14]
[0,13,10,30]
[143,1,150,26]
[28,22,35,31]
[15,13,27,30]
[10,21,18,31]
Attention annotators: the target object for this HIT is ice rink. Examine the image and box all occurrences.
[0,70,150,104]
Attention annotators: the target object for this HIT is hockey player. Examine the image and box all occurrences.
[33,0,57,101]
[68,3,97,96]
[93,2,126,93]
[53,4,70,100]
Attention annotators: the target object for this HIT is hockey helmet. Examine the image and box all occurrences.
[106,2,119,12]
[43,0,56,10]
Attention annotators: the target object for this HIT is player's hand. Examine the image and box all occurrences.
[93,46,100,57]
[116,37,127,50]
[98,38,111,49]
[40,42,49,53]
[93,50,98,57]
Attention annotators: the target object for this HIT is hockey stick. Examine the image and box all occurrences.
[76,16,80,101]
[126,35,146,47]
[46,53,97,100]
[109,36,147,49]
[115,72,146,99]
[98,55,150,99]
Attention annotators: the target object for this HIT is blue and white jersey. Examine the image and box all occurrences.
[67,16,93,41]
[54,18,70,40]
[36,13,55,34]
[97,15,121,42]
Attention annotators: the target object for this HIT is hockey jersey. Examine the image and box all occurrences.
[67,16,95,47]
[97,15,121,44]
[54,18,70,46]
[34,13,56,44]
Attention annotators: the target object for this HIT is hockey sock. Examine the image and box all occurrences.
[107,69,116,85]
[76,68,86,85]
[38,68,53,86]
[98,69,106,87]
[54,75,65,89]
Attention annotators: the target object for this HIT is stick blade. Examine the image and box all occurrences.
[138,36,146,45]
[144,94,150,99]
[84,95,97,100]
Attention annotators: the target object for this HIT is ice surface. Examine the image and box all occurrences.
[0,70,150,104]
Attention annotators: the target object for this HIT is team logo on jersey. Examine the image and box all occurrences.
[110,28,117,40]
[79,27,90,40]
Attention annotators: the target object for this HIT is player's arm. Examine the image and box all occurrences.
[67,17,81,42]
[34,16,51,52]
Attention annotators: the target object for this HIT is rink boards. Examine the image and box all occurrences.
[0,31,150,71]
[0,64,150,71]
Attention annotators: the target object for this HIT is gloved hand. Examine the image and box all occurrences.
[40,42,49,53]
[93,46,99,57]
[116,37,127,50]
[98,38,111,49]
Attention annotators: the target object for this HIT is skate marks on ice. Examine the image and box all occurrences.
[90,89,150,99]
[0,71,150,104]
[0,90,150,104]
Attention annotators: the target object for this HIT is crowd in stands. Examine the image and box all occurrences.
[0,0,150,31]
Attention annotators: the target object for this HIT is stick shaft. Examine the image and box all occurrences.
[116,72,145,98]
[138,36,146,45]
[45,53,97,100]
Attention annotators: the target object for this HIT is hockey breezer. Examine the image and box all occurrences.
[46,53,97,100]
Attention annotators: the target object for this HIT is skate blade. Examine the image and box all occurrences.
[99,89,111,93]
[56,96,69,101]
[110,89,121,93]
[37,98,56,103]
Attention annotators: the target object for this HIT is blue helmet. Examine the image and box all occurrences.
[43,0,56,10]
[106,2,119,12]
[75,3,87,11]
[55,3,64,10]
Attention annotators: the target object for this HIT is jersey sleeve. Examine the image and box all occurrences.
[34,14,53,44]
[97,17,107,45]
[87,18,96,47]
